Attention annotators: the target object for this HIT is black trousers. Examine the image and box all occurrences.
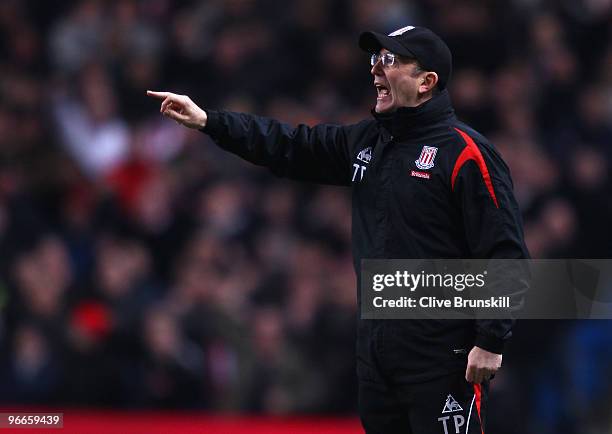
[359,372,488,434]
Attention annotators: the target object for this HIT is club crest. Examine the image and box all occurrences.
[415,146,438,170]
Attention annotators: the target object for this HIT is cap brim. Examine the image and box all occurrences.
[358,31,416,58]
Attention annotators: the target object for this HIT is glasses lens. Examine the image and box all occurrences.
[382,53,394,66]
[371,53,396,66]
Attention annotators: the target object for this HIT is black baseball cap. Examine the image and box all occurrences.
[359,25,452,90]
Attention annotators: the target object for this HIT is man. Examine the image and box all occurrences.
[148,25,528,433]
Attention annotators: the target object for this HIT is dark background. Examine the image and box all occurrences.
[0,1,610,433]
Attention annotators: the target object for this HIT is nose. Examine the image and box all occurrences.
[370,59,383,76]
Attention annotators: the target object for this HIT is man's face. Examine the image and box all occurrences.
[371,49,425,113]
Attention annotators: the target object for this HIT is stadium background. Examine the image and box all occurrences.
[0,0,610,432]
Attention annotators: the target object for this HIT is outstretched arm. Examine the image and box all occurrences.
[147,90,358,185]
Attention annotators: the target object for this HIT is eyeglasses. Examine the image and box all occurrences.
[370,52,397,67]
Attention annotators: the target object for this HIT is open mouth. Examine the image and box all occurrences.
[375,84,390,100]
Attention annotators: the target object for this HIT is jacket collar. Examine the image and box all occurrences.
[371,89,456,139]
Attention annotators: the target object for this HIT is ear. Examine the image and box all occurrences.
[418,71,439,94]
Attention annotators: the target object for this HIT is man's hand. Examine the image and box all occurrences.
[465,346,502,384]
[146,90,208,129]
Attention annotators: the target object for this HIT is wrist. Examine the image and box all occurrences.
[199,109,219,134]
[198,110,208,129]
[474,334,505,354]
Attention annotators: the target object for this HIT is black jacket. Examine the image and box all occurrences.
[202,90,529,383]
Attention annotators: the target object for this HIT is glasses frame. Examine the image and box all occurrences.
[370,52,398,67]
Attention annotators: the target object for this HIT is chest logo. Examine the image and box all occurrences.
[415,146,438,170]
[352,147,372,182]
[357,147,372,164]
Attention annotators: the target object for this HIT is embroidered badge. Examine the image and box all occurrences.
[415,146,438,170]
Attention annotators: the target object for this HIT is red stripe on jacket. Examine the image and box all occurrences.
[451,128,499,208]
[474,383,484,434]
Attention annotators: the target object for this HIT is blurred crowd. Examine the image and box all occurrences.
[0,0,610,432]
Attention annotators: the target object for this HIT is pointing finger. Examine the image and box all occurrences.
[146,90,171,99]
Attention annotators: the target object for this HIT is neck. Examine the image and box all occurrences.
[376,91,434,114]
[371,89,455,139]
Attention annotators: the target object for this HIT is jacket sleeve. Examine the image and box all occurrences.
[201,110,354,185]
[451,127,530,354]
